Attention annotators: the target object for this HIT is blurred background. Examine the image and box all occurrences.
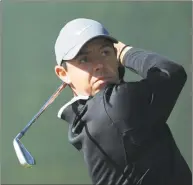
[2,1,192,184]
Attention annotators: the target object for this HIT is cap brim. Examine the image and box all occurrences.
[62,35,118,61]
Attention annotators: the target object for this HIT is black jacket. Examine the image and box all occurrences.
[58,48,192,185]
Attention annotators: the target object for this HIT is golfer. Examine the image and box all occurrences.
[54,18,191,185]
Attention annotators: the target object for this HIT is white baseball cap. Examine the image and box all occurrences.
[54,18,118,65]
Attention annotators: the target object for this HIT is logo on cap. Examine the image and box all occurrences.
[75,25,91,35]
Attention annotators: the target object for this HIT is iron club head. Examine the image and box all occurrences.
[13,133,35,168]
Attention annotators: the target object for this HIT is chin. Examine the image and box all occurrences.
[92,81,112,95]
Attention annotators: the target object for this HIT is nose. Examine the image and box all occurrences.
[92,58,104,71]
[94,63,104,71]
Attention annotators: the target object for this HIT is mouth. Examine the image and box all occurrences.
[93,77,112,86]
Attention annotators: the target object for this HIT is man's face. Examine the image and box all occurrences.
[57,38,119,96]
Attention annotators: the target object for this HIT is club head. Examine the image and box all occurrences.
[13,137,35,168]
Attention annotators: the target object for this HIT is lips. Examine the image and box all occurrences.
[92,77,112,87]
[94,77,110,84]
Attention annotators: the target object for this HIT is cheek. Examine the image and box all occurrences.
[82,64,93,74]
[70,68,91,84]
[106,57,119,71]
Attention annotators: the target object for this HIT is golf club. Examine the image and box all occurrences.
[13,82,67,168]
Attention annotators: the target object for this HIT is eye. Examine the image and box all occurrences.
[101,48,111,57]
[78,56,88,64]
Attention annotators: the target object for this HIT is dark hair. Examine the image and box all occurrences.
[61,60,67,70]
[118,63,125,81]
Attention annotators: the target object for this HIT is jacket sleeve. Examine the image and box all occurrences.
[123,48,187,125]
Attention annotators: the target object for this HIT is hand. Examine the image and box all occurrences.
[114,41,127,59]
[114,41,132,65]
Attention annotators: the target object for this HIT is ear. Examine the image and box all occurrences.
[54,65,71,84]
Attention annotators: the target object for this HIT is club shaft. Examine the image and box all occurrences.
[17,83,67,139]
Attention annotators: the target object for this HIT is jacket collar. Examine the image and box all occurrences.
[57,95,89,119]
[57,83,113,121]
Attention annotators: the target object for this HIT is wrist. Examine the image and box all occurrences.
[119,45,133,65]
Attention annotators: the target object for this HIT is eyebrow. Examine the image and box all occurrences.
[77,43,113,57]
[99,43,112,50]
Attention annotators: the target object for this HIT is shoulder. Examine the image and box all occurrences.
[104,80,152,105]
[108,80,149,96]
